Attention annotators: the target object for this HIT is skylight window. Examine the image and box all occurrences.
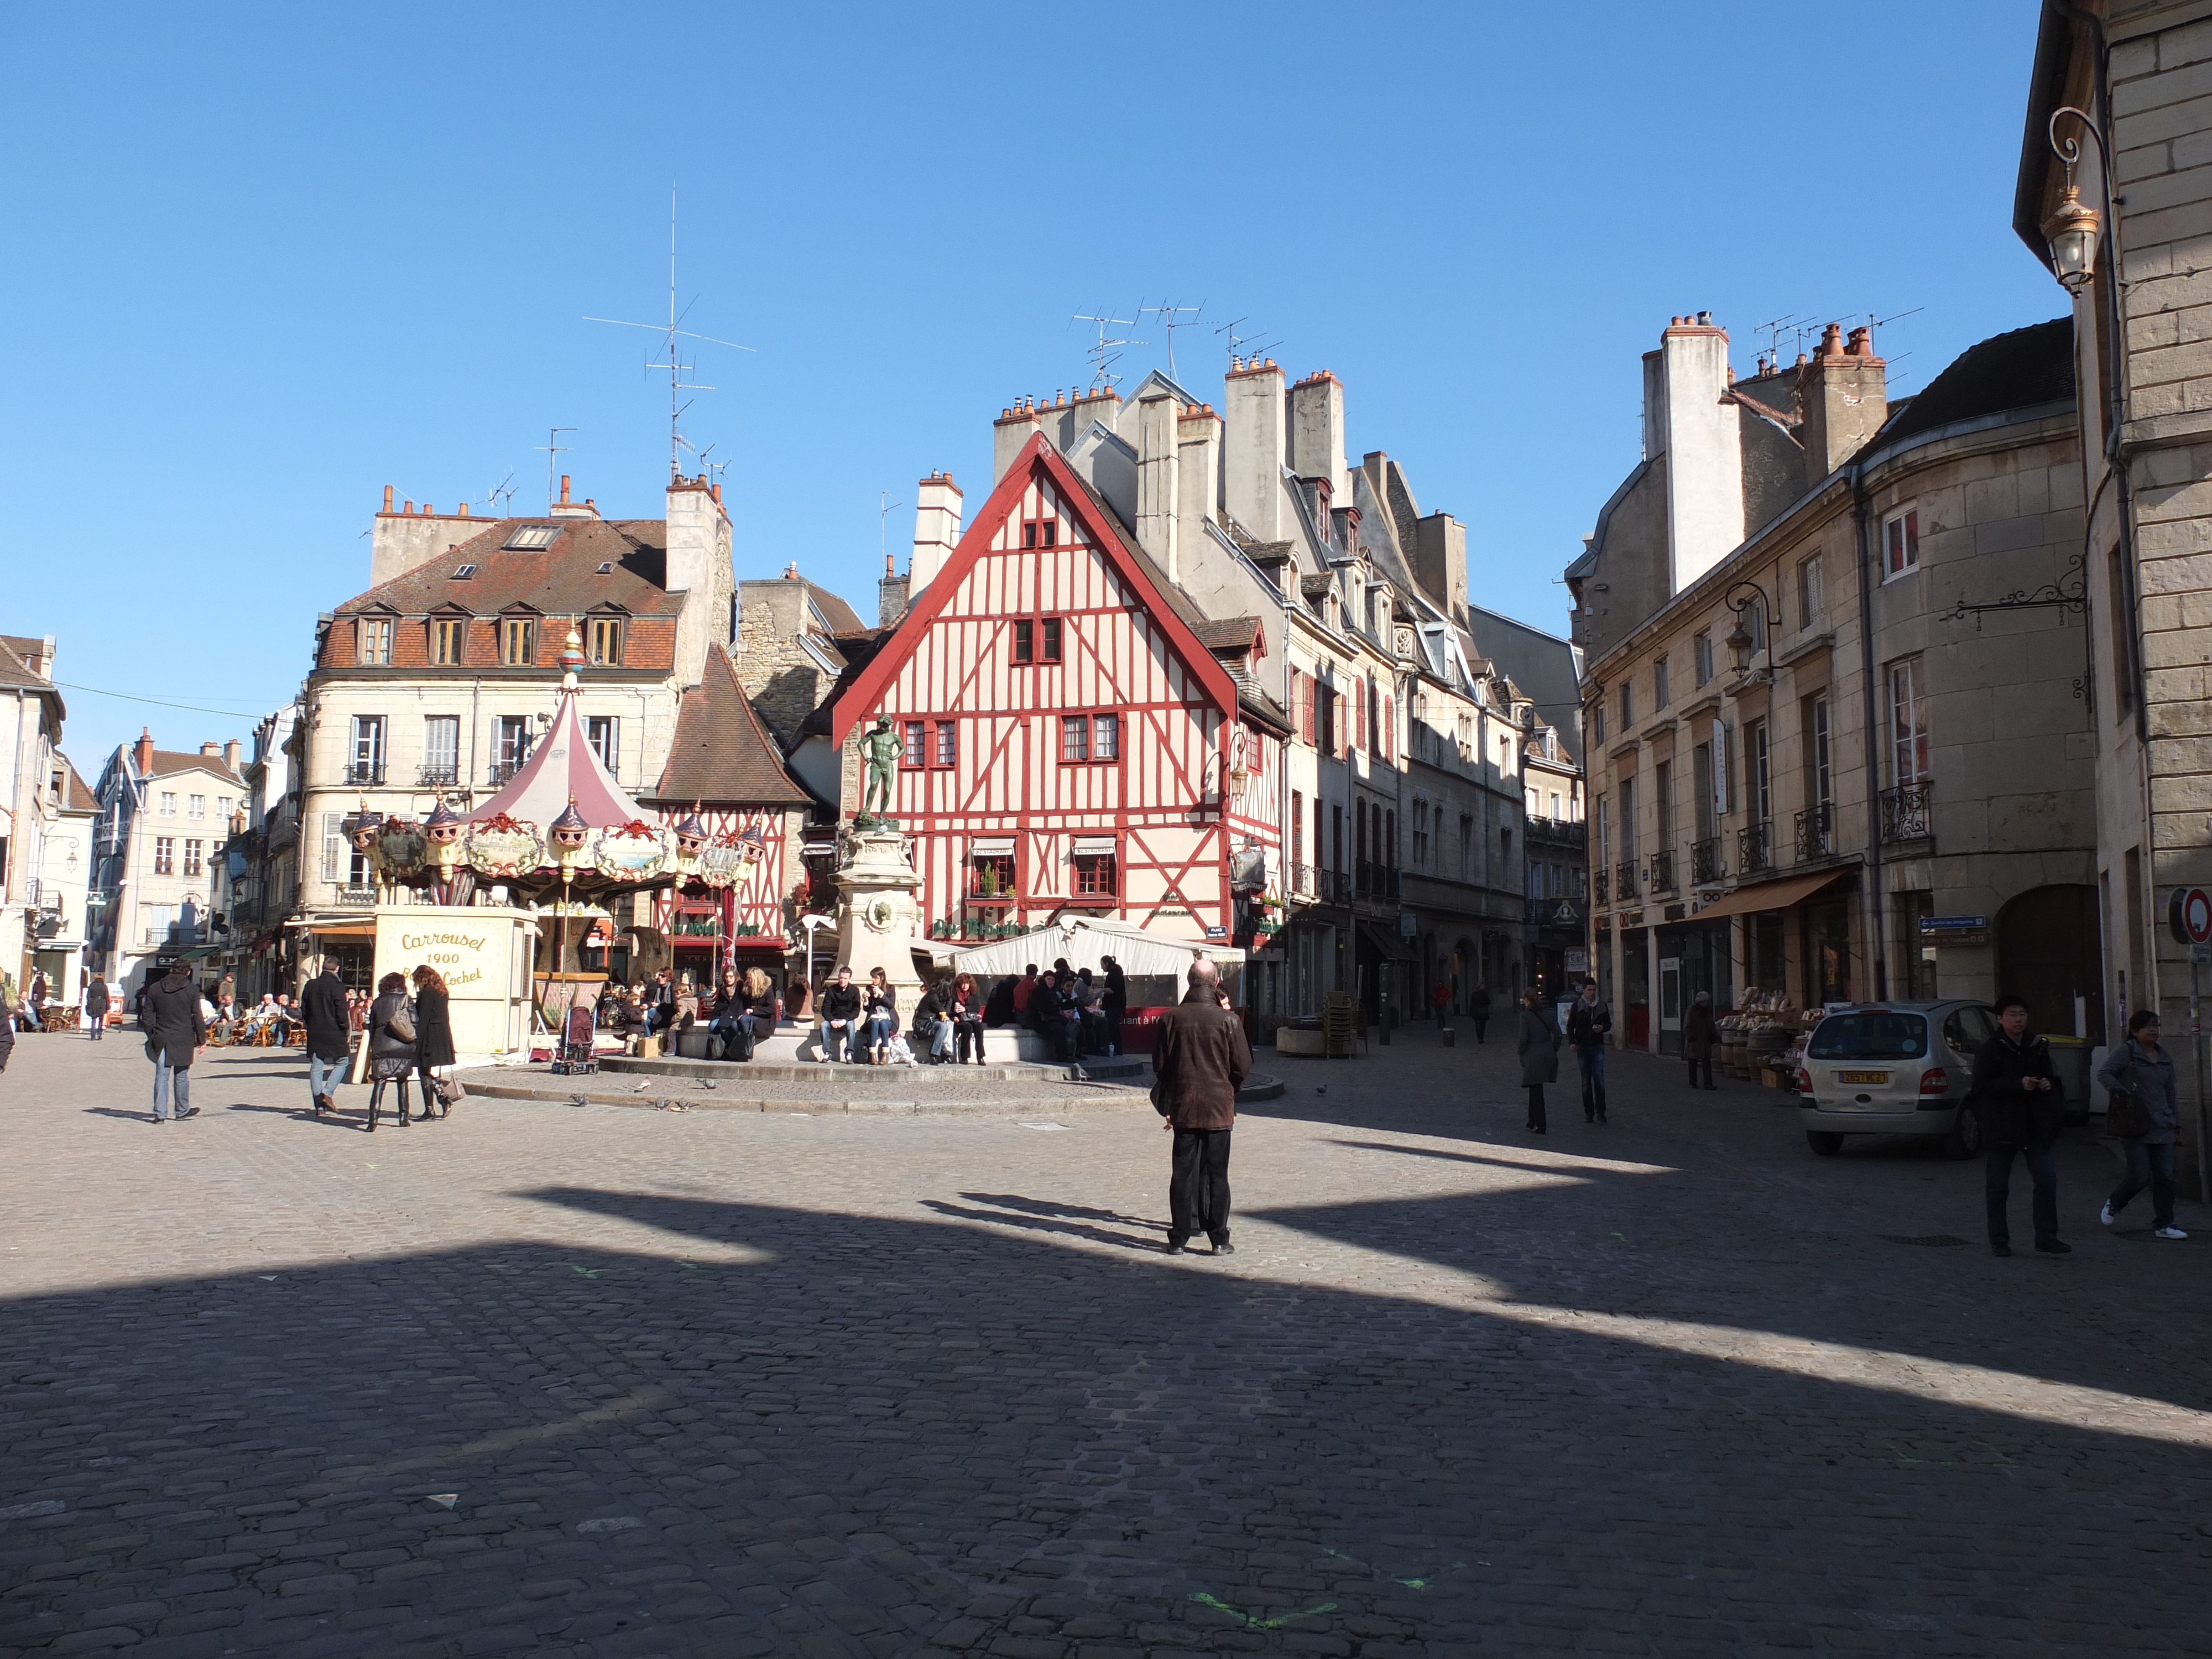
[596,561,613,575]
[503,525,560,550]
[451,563,477,579]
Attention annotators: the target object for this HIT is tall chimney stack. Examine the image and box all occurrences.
[1176,402,1222,559]
[879,552,911,628]
[1134,392,1180,583]
[1797,323,1888,487]
[1659,313,1745,593]
[134,728,156,778]
[1287,370,1349,510]
[910,472,964,593]
[1222,358,1287,539]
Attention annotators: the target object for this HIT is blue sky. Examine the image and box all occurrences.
[1,1,2063,770]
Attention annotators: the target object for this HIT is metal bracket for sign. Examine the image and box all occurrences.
[1944,551,2086,626]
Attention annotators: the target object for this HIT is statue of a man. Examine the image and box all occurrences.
[860,716,902,818]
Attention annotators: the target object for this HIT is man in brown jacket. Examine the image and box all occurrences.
[1151,959,1252,1255]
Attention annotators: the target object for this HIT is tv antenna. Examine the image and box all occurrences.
[1752,312,1815,375]
[483,469,517,518]
[1214,314,1280,372]
[539,428,575,512]
[1867,305,1924,331]
[586,187,756,481]
[879,491,905,566]
[1143,298,1205,380]
[1070,309,1145,392]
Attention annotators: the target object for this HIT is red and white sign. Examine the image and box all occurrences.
[2170,886,2212,945]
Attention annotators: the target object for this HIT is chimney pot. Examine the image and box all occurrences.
[1846,325,1873,357]
[404,500,414,514]
[560,474,572,503]
[383,485,394,512]
[711,482,722,503]
[134,729,155,776]
[459,502,469,516]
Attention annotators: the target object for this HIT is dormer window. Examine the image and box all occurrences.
[451,563,477,579]
[358,617,393,665]
[587,617,622,666]
[502,617,536,666]
[431,617,466,665]
[503,525,559,551]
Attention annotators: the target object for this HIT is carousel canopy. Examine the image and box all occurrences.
[471,690,646,830]
[943,916,1243,979]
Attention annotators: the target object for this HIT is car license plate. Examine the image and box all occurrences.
[1837,1070,1890,1084]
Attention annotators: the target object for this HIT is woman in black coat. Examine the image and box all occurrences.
[410,965,456,1118]
[366,971,419,1132]
[1516,990,1560,1134]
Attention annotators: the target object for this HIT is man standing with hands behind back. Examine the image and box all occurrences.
[1975,992,2069,1258]
[1150,959,1251,1256]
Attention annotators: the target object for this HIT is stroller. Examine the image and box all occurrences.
[550,1004,598,1076]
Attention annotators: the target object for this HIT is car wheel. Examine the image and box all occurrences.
[1806,1130,1845,1156]
[1944,1102,1984,1160]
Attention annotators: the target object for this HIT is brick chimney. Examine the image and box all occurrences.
[133,728,155,778]
[549,473,598,519]
[1797,322,1888,487]
[1222,358,1287,540]
[910,471,964,592]
[1656,312,1745,593]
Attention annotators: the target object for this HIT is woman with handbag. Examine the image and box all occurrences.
[365,971,419,1132]
[411,965,457,1119]
[1516,989,1560,1134]
[2097,1010,2188,1239]
[863,967,898,1065]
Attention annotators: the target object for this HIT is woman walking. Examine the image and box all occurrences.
[1516,989,1559,1134]
[364,972,418,1132]
[2098,1009,2189,1239]
[411,964,456,1119]
[1682,990,1718,1090]
[863,967,898,1065]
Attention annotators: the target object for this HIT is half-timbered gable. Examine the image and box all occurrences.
[834,435,1276,948]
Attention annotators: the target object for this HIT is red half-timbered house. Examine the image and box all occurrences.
[831,435,1286,950]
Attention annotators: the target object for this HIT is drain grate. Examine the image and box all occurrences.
[1880,1233,1971,1247]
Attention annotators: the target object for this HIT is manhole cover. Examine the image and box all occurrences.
[1879,1234,1971,1247]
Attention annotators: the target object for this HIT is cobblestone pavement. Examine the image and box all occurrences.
[2,1023,2209,1658]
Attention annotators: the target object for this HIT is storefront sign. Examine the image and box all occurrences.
[1565,947,1588,974]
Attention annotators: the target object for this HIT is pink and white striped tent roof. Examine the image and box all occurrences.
[468,691,648,830]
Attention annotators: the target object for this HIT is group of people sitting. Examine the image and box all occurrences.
[209,992,305,1045]
[597,967,781,1061]
[814,965,989,1065]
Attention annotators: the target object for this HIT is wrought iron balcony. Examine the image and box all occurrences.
[335,884,378,908]
[487,761,523,786]
[1614,860,1640,902]
[1646,849,1676,894]
[1881,781,1934,843]
[1794,802,1834,862]
[342,761,385,787]
[1288,862,1318,898]
[1592,866,1609,906]
[1526,816,1588,847]
[1356,862,1401,900]
[418,763,462,788]
[1739,820,1775,877]
[1690,836,1725,886]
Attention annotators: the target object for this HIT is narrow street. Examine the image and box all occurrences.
[1,1024,2206,1656]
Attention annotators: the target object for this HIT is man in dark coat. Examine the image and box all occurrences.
[817,966,862,1063]
[1566,979,1613,1123]
[301,963,352,1114]
[1974,992,2068,1257]
[1100,956,1127,1056]
[1150,960,1253,1256]
[83,975,110,1041]
[141,961,206,1122]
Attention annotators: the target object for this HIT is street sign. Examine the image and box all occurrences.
[1919,915,1988,946]
[2169,886,2212,945]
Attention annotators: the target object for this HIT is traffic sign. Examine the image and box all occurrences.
[2169,886,2212,945]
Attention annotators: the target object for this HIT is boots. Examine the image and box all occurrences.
[366,1081,383,1133]
[396,1078,414,1126]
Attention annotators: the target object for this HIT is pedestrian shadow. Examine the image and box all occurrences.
[81,1107,150,1121]
[919,1193,1163,1250]
[1324,1138,1669,1176]
[222,1102,364,1130]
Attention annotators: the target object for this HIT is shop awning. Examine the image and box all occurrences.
[1687,868,1851,924]
[1357,921,1416,962]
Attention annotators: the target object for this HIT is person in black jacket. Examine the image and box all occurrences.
[818,966,862,1063]
[1564,979,1612,1123]
[364,971,418,1133]
[142,961,206,1123]
[300,963,352,1115]
[410,965,456,1118]
[1100,957,1127,1056]
[83,975,110,1041]
[1974,992,2068,1256]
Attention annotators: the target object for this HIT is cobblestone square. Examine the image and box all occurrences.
[2,1025,2208,1657]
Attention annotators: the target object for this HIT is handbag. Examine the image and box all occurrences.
[387,1003,416,1043]
[2105,1056,2151,1139]
[434,1074,466,1106]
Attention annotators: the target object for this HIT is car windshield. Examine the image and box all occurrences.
[1808,1010,1928,1061]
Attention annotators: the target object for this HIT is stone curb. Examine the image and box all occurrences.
[457,1072,1285,1114]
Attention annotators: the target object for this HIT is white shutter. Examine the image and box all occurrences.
[321,812,344,884]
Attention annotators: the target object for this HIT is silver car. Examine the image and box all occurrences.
[1796,1000,1999,1159]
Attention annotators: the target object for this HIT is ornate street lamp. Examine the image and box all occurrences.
[2042,107,2107,296]
[1723,580,1775,685]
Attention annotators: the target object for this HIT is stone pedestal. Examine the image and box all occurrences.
[832,827,924,999]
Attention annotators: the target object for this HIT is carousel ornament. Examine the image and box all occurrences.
[463,811,546,879]
[592,818,675,883]
[550,797,592,875]
[672,803,710,878]
[558,624,587,689]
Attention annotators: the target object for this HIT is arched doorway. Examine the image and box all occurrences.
[1996,885,2104,1043]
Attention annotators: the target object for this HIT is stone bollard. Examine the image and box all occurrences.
[1442,1027,1456,1047]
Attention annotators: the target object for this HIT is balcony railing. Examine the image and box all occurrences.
[1614,860,1640,902]
[1592,866,1609,906]
[1881,781,1934,843]
[1288,862,1318,898]
[335,884,378,907]
[1690,836,1725,886]
[1355,862,1401,901]
[1739,820,1775,877]
[487,760,524,786]
[1794,802,1834,862]
[342,762,385,787]
[419,763,462,788]
[1526,816,1588,847]
[1646,848,1676,895]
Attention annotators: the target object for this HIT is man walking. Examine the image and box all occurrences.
[141,959,206,1123]
[1468,981,1490,1045]
[301,961,352,1115]
[1150,959,1252,1256]
[1975,992,2069,1257]
[1566,978,1612,1123]
[83,974,109,1040]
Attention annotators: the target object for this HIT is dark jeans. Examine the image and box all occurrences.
[2109,1139,2177,1229]
[1986,1140,2059,1245]
[1170,1126,1233,1245]
[1526,1084,1547,1129]
[954,1018,985,1062]
[1470,1014,1488,1044]
[1576,1044,1607,1119]
[1103,1008,1123,1053]
[1686,1053,1713,1088]
[87,1015,105,1040]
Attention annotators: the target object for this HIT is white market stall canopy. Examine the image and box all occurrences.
[944,915,1243,979]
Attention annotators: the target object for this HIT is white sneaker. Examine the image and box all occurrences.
[2156,1226,2189,1240]
[2099,1202,2117,1226]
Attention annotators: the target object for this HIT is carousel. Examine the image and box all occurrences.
[333,625,765,1062]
